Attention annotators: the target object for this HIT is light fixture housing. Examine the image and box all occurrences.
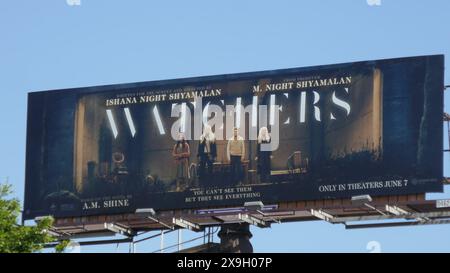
[244,201,264,211]
[135,208,156,216]
[351,195,373,205]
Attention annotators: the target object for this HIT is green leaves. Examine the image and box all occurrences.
[0,183,56,253]
[55,240,71,253]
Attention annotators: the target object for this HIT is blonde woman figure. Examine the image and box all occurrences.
[197,125,217,187]
[256,127,272,183]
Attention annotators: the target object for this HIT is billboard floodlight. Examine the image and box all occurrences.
[351,195,372,205]
[244,201,264,211]
[135,208,156,216]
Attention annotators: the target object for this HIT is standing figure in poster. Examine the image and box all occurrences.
[256,127,272,183]
[172,133,191,191]
[197,125,217,187]
[227,127,245,185]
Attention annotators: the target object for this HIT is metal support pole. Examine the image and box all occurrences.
[445,85,449,152]
[160,230,164,253]
[447,120,450,152]
[208,227,211,243]
[445,113,450,152]
[177,229,182,251]
[129,241,135,253]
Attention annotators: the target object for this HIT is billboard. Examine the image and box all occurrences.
[23,55,444,219]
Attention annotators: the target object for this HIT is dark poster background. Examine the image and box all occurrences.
[23,55,444,219]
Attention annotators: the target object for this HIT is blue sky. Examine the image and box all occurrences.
[1,0,450,252]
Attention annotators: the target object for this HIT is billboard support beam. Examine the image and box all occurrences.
[104,223,135,237]
[345,218,450,229]
[147,216,174,230]
[310,209,334,222]
[237,213,270,228]
[44,237,134,248]
[173,218,203,232]
[330,210,450,223]
[385,205,409,216]
[135,208,175,230]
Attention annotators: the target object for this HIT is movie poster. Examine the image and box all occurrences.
[23,55,444,219]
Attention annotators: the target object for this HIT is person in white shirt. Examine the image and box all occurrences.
[227,127,245,185]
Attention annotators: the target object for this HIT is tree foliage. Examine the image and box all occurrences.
[0,183,55,253]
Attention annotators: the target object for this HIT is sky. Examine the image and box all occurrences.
[1,0,450,253]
